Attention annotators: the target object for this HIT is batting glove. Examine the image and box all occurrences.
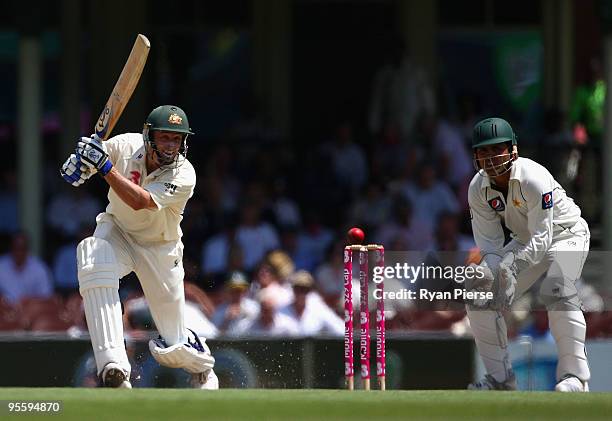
[76,135,113,176]
[60,154,93,187]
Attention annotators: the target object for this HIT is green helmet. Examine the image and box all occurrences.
[472,117,517,149]
[144,105,194,137]
[143,105,194,167]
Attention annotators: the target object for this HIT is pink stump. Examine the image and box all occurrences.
[343,246,354,390]
[359,247,371,390]
[374,246,386,390]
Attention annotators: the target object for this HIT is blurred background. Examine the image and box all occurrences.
[1,0,612,390]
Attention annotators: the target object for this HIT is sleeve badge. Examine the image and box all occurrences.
[542,191,553,209]
[488,197,505,211]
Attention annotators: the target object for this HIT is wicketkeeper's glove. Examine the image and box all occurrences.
[495,252,528,310]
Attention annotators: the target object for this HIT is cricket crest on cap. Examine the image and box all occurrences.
[168,113,183,125]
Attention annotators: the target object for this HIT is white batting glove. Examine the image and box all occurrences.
[76,135,113,176]
[60,154,93,187]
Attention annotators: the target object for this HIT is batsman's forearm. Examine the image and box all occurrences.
[103,167,156,210]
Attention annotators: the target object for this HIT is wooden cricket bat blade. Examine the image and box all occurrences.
[95,34,150,140]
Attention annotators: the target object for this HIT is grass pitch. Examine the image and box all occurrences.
[0,388,610,420]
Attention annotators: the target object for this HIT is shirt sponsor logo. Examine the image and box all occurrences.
[164,182,178,194]
[542,191,553,209]
[488,197,505,212]
[129,170,141,185]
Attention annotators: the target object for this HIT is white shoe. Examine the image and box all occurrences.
[468,374,517,390]
[191,369,219,390]
[102,363,132,389]
[555,375,589,392]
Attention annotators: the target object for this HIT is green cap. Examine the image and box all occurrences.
[145,105,194,136]
[472,117,516,149]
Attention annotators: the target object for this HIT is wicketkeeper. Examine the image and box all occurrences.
[60,105,217,389]
[466,117,590,392]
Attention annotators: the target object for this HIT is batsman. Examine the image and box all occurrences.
[60,105,217,389]
[466,117,590,392]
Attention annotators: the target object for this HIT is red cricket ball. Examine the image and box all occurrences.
[347,227,365,244]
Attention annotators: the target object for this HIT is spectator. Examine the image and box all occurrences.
[321,120,368,197]
[570,56,606,221]
[181,195,209,261]
[235,202,280,272]
[292,211,334,272]
[421,114,473,206]
[0,232,53,304]
[375,197,433,251]
[211,271,259,334]
[433,212,474,252]
[203,145,241,215]
[52,225,94,296]
[371,123,422,182]
[200,213,239,277]
[226,241,246,277]
[249,250,294,308]
[368,37,436,142]
[349,182,392,231]
[570,56,605,147]
[270,178,302,229]
[314,240,346,310]
[231,288,299,337]
[46,186,102,238]
[280,270,344,336]
[457,93,486,144]
[396,161,460,234]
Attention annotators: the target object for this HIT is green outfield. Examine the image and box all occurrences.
[0,389,610,420]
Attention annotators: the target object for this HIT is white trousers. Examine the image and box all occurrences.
[78,213,187,375]
[467,218,591,383]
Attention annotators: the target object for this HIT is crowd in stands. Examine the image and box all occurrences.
[0,104,610,340]
[0,43,610,342]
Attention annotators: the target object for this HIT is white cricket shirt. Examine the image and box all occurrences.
[101,133,196,244]
[468,157,582,266]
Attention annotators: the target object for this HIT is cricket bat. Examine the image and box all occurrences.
[94,34,150,141]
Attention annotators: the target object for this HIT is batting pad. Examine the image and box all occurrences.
[467,309,513,383]
[83,287,130,375]
[549,310,590,382]
[77,237,120,292]
[149,338,215,374]
[77,236,129,375]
